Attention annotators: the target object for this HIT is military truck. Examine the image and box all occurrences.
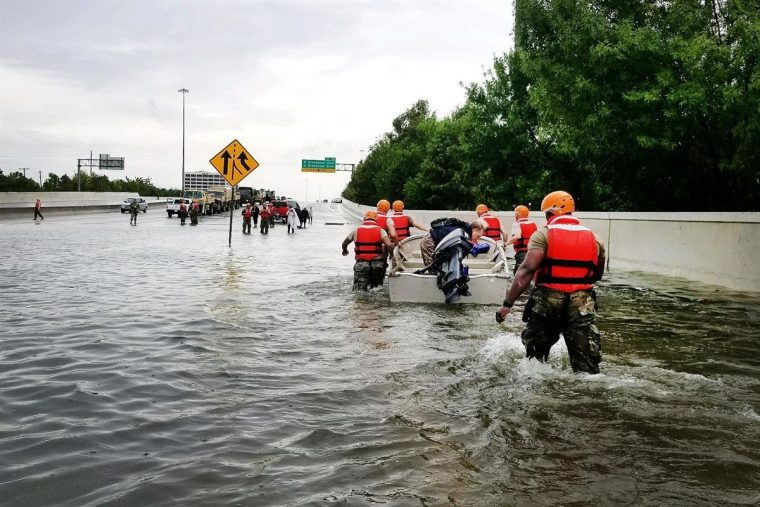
[207,185,233,214]
[183,190,210,215]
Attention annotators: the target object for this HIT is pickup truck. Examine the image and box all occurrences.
[120,197,148,213]
[271,200,290,222]
[166,198,191,217]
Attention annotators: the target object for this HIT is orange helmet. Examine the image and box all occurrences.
[377,199,391,213]
[514,205,529,219]
[475,204,489,216]
[364,210,378,221]
[541,191,575,215]
[392,200,404,212]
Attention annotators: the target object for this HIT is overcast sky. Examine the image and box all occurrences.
[0,0,513,200]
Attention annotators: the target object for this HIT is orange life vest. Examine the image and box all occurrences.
[355,220,384,261]
[481,214,502,240]
[514,219,538,252]
[376,212,388,231]
[392,212,410,240]
[534,215,599,292]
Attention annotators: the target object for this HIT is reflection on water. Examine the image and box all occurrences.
[1,205,759,506]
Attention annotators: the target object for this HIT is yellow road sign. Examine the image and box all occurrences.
[209,139,259,186]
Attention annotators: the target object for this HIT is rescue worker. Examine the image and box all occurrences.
[341,210,395,291]
[375,199,397,280]
[129,199,139,225]
[178,200,188,226]
[190,200,200,225]
[242,203,253,234]
[496,191,606,374]
[504,205,538,274]
[259,204,271,234]
[390,200,428,243]
[476,204,507,243]
[375,199,397,241]
[33,198,44,221]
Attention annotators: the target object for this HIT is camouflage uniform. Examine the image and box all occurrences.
[521,286,601,374]
[353,260,386,291]
[129,201,139,225]
[513,251,527,275]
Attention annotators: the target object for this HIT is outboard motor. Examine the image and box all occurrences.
[431,227,474,304]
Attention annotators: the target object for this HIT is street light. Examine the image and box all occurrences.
[178,88,189,195]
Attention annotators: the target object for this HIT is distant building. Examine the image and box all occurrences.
[184,171,226,190]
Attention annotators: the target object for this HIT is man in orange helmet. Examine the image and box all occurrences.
[475,204,507,243]
[496,191,606,374]
[390,200,428,244]
[342,210,395,290]
[375,199,397,241]
[504,205,538,274]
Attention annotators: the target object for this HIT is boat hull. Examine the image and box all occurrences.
[389,272,510,304]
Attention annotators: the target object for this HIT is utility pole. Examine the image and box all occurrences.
[178,88,189,195]
[38,170,42,187]
[20,167,29,177]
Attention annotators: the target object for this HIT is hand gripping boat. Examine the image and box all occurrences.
[388,234,510,304]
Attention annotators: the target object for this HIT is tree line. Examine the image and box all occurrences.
[0,169,180,196]
[344,0,760,211]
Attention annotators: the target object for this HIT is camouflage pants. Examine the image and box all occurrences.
[513,251,527,275]
[353,260,385,291]
[521,286,601,373]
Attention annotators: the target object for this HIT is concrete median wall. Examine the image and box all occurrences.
[0,191,150,217]
[341,198,760,292]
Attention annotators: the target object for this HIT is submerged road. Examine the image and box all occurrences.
[1,203,759,506]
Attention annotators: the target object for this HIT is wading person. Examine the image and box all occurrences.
[178,200,188,225]
[242,203,253,234]
[33,198,44,221]
[190,200,199,225]
[259,205,270,234]
[342,210,395,291]
[129,199,139,225]
[252,203,259,228]
[375,199,397,280]
[504,205,537,274]
[476,204,507,243]
[286,206,299,234]
[390,200,428,243]
[496,191,605,374]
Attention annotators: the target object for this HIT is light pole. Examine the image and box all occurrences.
[178,88,189,195]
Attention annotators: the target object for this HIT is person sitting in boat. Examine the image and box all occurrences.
[342,210,395,291]
[468,221,490,257]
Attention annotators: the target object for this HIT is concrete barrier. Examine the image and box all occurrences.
[341,198,760,292]
[0,191,158,218]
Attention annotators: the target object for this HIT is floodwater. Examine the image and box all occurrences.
[1,203,759,506]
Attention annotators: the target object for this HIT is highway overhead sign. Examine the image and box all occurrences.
[210,139,259,186]
[301,158,336,173]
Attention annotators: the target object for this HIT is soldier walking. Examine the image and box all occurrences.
[496,191,606,374]
[129,199,139,225]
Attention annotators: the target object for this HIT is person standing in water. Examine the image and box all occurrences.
[496,191,605,374]
[129,199,139,225]
[33,198,44,221]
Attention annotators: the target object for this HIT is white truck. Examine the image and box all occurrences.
[166,197,191,217]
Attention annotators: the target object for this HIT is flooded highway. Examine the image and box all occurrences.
[1,203,759,506]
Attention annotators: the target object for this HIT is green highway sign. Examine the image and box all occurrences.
[301,157,336,173]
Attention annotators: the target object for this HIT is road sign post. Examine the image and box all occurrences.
[209,139,259,247]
